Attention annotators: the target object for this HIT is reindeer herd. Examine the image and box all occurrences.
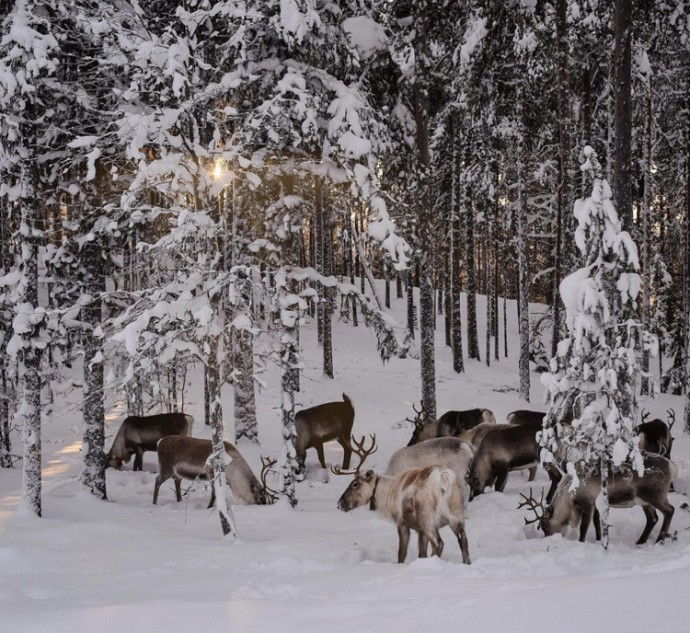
[105,396,679,565]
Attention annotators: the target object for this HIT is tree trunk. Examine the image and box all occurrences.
[277,272,300,507]
[17,160,43,516]
[414,13,437,424]
[81,241,107,500]
[641,88,653,396]
[234,328,258,443]
[600,453,610,550]
[208,329,237,539]
[517,119,531,402]
[552,0,572,357]
[317,181,334,378]
[451,115,464,372]
[465,189,480,361]
[613,0,633,232]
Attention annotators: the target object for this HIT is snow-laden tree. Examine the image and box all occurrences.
[540,147,646,549]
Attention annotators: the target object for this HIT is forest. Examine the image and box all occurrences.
[1,2,690,629]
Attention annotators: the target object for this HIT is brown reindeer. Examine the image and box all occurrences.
[407,405,495,446]
[295,393,355,471]
[519,453,677,544]
[106,412,193,471]
[637,409,675,459]
[153,436,271,506]
[467,421,562,501]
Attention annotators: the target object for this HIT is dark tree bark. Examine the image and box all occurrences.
[450,116,464,372]
[613,0,633,232]
[552,0,572,358]
[413,3,436,423]
[465,186,480,361]
[517,117,531,403]
[641,88,653,396]
[317,181,334,378]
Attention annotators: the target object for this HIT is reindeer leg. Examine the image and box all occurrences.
[207,484,216,509]
[315,442,327,470]
[453,523,471,565]
[133,448,144,472]
[153,476,163,505]
[637,505,659,545]
[545,464,562,504]
[593,508,601,541]
[527,466,537,482]
[654,501,674,543]
[174,476,182,503]
[339,437,352,470]
[494,465,509,492]
[418,533,429,558]
[397,524,410,564]
[578,504,594,542]
[428,529,444,558]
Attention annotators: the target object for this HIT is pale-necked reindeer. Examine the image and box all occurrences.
[406,404,495,446]
[295,393,355,471]
[386,437,474,505]
[106,412,193,471]
[334,436,471,564]
[519,453,677,544]
[153,436,275,506]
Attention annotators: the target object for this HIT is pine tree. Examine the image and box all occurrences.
[540,147,644,550]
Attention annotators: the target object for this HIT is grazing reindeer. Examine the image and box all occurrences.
[334,436,471,564]
[153,436,271,506]
[467,421,562,501]
[519,453,677,544]
[637,409,675,459]
[407,405,495,446]
[106,412,193,471]
[295,393,355,471]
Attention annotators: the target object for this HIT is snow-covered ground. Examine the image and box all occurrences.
[1,291,689,633]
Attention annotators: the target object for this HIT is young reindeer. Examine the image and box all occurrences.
[519,453,677,545]
[335,435,471,564]
[295,393,355,471]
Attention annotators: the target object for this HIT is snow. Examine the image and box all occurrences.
[342,17,387,60]
[2,288,690,633]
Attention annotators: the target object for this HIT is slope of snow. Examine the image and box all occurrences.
[1,290,689,633]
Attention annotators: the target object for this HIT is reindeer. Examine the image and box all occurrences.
[106,412,193,471]
[637,409,675,459]
[406,404,495,446]
[152,436,274,506]
[467,421,562,501]
[519,453,677,544]
[386,437,475,506]
[334,436,471,564]
[295,393,355,471]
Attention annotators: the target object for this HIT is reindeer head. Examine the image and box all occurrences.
[333,435,378,512]
[406,403,430,446]
[337,469,378,512]
[258,456,279,505]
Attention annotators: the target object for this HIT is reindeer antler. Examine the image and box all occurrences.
[260,456,279,504]
[640,408,650,424]
[330,434,378,476]
[405,402,428,430]
[517,487,546,526]
[666,409,676,431]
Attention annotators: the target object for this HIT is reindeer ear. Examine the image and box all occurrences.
[364,469,375,482]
